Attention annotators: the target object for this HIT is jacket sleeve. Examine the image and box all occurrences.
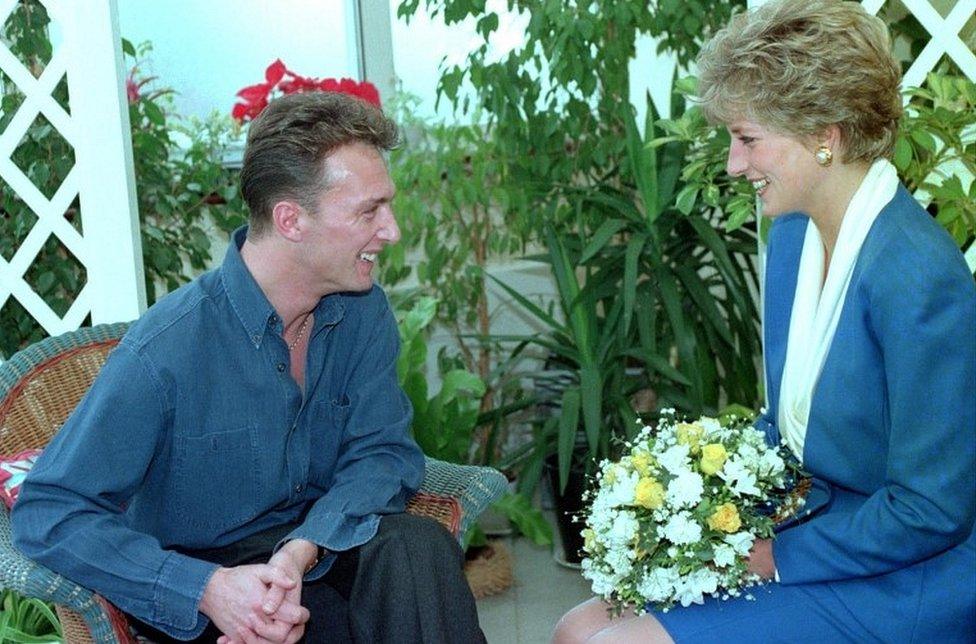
[11,342,218,639]
[283,298,425,574]
[773,256,976,583]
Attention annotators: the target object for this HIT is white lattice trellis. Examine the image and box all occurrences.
[0,0,144,359]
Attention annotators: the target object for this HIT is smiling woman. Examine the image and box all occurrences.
[553,1,976,642]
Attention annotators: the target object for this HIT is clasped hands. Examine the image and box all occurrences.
[200,539,320,644]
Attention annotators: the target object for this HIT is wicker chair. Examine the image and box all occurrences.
[0,324,507,643]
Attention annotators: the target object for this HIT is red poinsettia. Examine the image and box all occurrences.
[231,59,381,124]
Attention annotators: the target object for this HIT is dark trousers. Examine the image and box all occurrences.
[131,514,485,644]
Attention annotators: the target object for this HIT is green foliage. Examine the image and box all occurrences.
[396,294,487,464]
[0,589,61,643]
[394,293,551,545]
[897,73,976,249]
[395,0,762,491]
[0,0,247,359]
[386,97,535,467]
[398,0,746,237]
[126,41,248,303]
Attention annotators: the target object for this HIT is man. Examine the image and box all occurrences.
[13,92,485,643]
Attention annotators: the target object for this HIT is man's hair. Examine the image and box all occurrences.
[240,92,399,237]
[696,0,902,163]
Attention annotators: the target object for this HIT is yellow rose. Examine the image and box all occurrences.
[676,422,705,453]
[707,502,742,533]
[631,451,653,476]
[699,443,728,475]
[634,477,665,509]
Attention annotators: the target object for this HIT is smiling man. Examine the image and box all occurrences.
[13,92,485,644]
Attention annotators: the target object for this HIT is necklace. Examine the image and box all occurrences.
[287,313,312,350]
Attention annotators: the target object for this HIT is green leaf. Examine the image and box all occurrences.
[674,184,699,215]
[579,218,627,264]
[893,136,913,172]
[557,387,581,492]
[909,128,937,153]
[491,492,553,545]
[121,37,136,57]
[143,100,166,127]
[622,233,645,335]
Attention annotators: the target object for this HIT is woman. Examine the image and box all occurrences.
[553,0,976,641]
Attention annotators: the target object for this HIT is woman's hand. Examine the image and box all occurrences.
[747,538,777,580]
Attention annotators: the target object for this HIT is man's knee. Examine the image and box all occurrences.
[370,513,462,565]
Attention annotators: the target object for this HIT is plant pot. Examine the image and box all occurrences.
[544,453,587,567]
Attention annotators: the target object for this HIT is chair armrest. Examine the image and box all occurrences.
[413,457,508,539]
[0,510,122,643]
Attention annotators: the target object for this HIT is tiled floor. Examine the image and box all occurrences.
[475,535,593,643]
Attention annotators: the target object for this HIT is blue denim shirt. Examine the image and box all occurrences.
[12,227,425,639]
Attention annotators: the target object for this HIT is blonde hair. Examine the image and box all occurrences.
[696,0,903,163]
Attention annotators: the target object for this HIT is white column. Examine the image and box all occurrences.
[355,0,396,103]
[55,0,145,323]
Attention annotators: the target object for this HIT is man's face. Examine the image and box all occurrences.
[297,142,399,295]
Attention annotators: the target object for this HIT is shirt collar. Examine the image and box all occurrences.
[221,226,278,348]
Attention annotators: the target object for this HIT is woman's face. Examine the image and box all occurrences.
[725,119,826,218]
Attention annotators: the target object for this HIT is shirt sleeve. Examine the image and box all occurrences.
[284,301,426,572]
[773,258,976,584]
[11,342,219,639]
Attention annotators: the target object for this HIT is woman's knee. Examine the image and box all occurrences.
[551,598,616,644]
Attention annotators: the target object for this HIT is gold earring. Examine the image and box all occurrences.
[815,145,833,167]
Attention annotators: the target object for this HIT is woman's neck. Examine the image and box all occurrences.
[809,161,872,267]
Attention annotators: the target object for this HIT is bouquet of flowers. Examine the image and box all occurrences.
[579,410,803,613]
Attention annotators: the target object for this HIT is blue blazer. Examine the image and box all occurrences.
[760,185,975,639]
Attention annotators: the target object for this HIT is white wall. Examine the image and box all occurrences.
[116,0,358,122]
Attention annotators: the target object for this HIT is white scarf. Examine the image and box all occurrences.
[777,159,898,462]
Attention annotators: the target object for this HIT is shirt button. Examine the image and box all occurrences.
[276,363,286,372]
[295,483,304,493]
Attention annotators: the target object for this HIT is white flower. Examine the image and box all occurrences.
[604,547,635,577]
[666,470,704,508]
[638,566,681,603]
[757,449,785,478]
[720,458,761,496]
[713,543,737,568]
[724,531,755,555]
[606,510,639,548]
[582,559,622,596]
[657,444,691,474]
[673,569,720,607]
[736,444,761,467]
[587,502,616,534]
[697,416,721,435]
[606,469,641,508]
[662,510,703,545]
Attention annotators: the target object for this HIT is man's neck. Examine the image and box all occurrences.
[239,237,319,327]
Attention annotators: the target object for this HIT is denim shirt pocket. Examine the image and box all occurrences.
[175,425,264,530]
[308,395,350,485]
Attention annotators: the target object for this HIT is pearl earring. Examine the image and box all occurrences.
[815,145,833,167]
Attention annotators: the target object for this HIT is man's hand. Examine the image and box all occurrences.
[261,538,319,615]
[217,539,319,644]
[746,538,777,580]
[201,563,304,644]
